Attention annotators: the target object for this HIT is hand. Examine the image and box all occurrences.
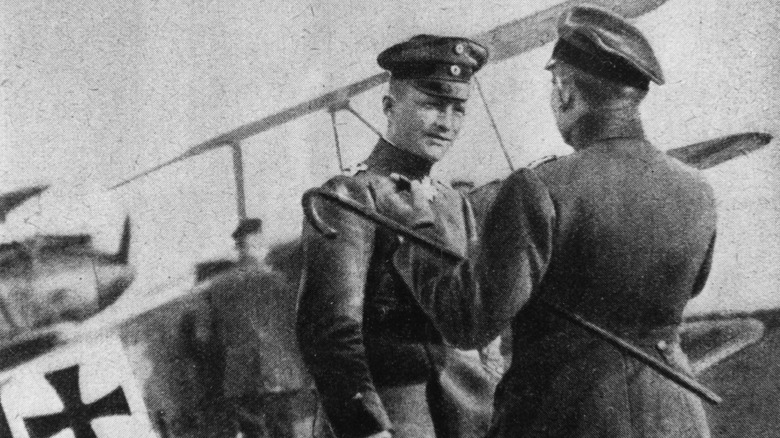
[364,431,392,438]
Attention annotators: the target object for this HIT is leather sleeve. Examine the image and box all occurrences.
[394,169,556,350]
[296,175,392,438]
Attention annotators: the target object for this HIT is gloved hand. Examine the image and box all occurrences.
[479,335,506,380]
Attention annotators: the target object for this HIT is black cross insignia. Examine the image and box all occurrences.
[23,365,131,438]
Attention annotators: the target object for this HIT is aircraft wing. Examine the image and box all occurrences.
[111,0,669,189]
[666,132,774,170]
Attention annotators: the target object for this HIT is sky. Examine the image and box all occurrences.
[1,0,779,314]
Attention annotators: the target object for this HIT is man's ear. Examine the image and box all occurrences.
[554,76,575,113]
[382,95,394,117]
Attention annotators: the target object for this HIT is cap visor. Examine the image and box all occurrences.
[411,79,471,101]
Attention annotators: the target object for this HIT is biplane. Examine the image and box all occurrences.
[0,0,778,436]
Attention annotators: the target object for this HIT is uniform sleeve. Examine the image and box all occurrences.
[393,169,556,350]
[691,185,718,298]
[296,175,392,438]
[691,231,716,298]
[467,178,503,238]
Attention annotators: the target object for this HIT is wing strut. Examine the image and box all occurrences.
[475,78,515,171]
[230,141,247,220]
[329,110,346,172]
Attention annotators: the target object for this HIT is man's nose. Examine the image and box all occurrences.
[433,107,456,131]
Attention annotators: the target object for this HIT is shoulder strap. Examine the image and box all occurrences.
[527,155,558,169]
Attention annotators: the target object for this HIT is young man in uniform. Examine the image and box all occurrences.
[296,35,488,438]
[395,6,716,437]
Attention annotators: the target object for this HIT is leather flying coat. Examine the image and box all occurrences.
[296,140,476,438]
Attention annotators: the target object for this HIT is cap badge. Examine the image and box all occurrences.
[454,43,465,55]
[450,65,462,76]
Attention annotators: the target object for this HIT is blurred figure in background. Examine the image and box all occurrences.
[185,217,314,438]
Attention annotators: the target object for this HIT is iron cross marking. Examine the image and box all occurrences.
[23,365,131,438]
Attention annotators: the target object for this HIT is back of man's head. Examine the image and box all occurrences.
[553,61,647,111]
[548,5,663,111]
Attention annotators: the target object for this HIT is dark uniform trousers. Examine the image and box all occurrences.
[395,136,717,437]
[297,152,478,438]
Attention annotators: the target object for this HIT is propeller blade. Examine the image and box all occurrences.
[0,184,48,222]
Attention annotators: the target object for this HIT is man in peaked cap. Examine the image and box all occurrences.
[297,35,490,438]
[392,5,716,437]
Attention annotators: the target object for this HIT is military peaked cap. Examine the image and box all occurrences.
[378,34,489,100]
[548,4,664,90]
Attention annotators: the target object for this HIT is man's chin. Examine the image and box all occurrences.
[421,141,451,161]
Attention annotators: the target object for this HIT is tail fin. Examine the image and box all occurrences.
[113,215,131,264]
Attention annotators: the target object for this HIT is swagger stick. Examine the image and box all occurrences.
[540,300,722,405]
[302,187,464,263]
[304,187,723,405]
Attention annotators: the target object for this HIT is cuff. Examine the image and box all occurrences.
[322,389,392,438]
[409,210,436,231]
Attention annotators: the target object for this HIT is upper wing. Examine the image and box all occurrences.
[111,0,669,189]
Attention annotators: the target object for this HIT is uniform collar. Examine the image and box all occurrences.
[569,110,645,150]
[364,138,434,180]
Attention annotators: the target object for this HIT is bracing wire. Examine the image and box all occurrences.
[343,103,385,140]
[329,110,346,172]
[328,100,387,174]
[475,77,514,171]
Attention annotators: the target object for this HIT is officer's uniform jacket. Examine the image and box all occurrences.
[396,125,717,437]
[296,140,476,438]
